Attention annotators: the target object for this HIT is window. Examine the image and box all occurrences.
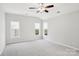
[35,23,40,35]
[10,21,20,39]
[43,22,48,36]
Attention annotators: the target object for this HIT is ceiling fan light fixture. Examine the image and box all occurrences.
[28,3,54,13]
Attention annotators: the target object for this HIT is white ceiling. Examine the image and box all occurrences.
[1,3,79,20]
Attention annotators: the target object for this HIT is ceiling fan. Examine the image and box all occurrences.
[28,3,54,13]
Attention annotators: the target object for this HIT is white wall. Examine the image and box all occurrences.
[0,5,5,55]
[47,11,79,49]
[6,13,42,44]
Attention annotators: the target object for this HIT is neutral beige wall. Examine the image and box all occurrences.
[6,13,42,44]
[0,5,5,55]
[47,11,79,49]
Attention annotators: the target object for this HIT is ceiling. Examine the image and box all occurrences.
[1,3,79,20]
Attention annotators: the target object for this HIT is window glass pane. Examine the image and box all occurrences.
[43,22,48,29]
[43,22,48,36]
[35,23,40,35]
[10,21,20,39]
[35,23,40,29]
[11,21,20,29]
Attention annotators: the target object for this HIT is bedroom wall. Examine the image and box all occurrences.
[0,5,5,55]
[6,13,42,44]
[47,11,79,49]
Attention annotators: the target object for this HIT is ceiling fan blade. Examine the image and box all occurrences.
[29,7,37,9]
[37,10,40,13]
[44,10,49,13]
[45,5,54,8]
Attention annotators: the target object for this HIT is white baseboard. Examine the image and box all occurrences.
[47,40,79,51]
